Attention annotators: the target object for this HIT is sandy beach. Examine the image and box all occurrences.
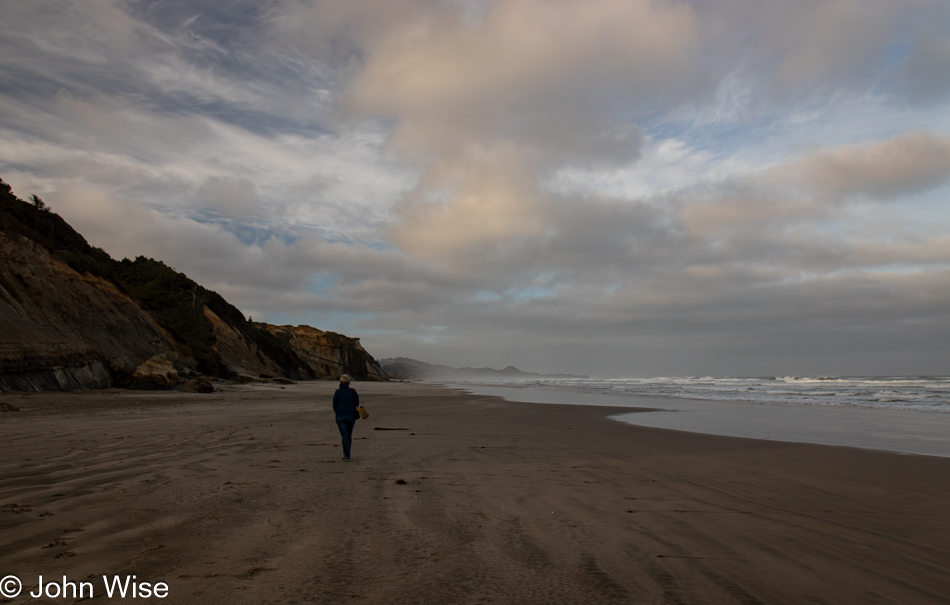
[1,381,948,604]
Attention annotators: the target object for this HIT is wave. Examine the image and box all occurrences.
[449,375,950,413]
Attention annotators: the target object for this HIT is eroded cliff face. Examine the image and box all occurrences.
[256,323,384,381]
[203,307,307,379]
[0,229,382,390]
[0,179,386,391]
[0,231,185,391]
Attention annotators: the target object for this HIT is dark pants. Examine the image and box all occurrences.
[336,416,356,458]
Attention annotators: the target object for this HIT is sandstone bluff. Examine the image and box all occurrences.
[0,178,383,392]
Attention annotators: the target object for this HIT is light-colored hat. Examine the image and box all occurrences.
[339,374,351,383]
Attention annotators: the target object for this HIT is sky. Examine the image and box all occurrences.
[2,0,950,378]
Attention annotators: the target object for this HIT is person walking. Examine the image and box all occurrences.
[332,374,360,461]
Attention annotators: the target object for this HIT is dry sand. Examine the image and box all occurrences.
[1,381,948,604]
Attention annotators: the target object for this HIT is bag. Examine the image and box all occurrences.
[357,405,369,420]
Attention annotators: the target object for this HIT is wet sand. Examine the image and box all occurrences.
[1,381,948,604]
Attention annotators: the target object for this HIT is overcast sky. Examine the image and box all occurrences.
[2,0,950,377]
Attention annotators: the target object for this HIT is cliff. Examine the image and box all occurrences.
[112,255,315,381]
[256,323,384,381]
[0,178,384,391]
[0,222,183,391]
[0,196,183,391]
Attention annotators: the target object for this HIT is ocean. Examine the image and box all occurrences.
[450,376,950,458]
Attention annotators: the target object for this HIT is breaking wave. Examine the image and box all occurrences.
[451,375,950,412]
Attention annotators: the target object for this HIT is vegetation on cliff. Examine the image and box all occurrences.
[0,179,116,280]
[114,257,310,378]
[0,178,381,387]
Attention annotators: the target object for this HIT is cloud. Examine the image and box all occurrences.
[3,0,950,375]
[196,176,258,217]
[683,133,950,235]
[774,133,950,201]
[387,145,547,257]
[902,26,950,101]
[694,0,944,96]
[339,0,701,260]
[348,0,697,154]
[45,181,428,320]
[339,0,950,265]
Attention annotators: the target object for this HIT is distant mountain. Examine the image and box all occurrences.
[379,357,587,381]
[0,178,383,392]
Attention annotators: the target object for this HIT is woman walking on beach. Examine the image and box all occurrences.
[332,374,360,461]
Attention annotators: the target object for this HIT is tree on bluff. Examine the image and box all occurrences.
[0,178,115,280]
[30,194,50,212]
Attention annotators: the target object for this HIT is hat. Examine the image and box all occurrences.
[339,374,351,384]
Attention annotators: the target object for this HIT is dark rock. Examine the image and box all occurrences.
[130,354,180,390]
[176,378,215,393]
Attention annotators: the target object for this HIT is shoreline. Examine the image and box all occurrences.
[445,381,950,458]
[2,381,949,604]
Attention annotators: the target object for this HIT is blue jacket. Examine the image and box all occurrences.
[332,384,360,420]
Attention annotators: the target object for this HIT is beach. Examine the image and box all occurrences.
[1,381,948,604]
